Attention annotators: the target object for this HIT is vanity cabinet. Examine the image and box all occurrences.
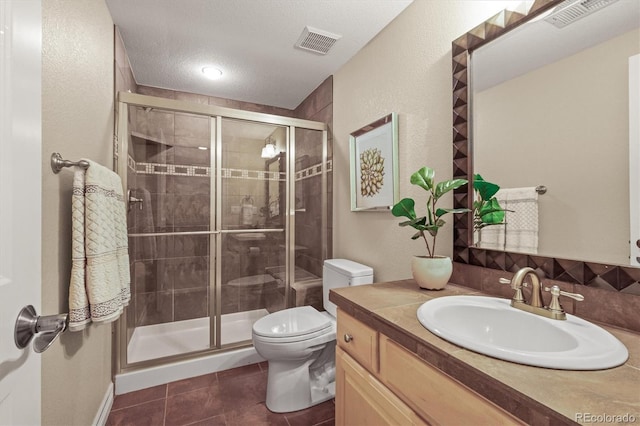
[335,309,523,426]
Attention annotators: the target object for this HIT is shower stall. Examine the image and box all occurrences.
[113,92,329,386]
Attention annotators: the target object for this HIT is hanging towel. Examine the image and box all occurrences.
[68,160,131,331]
[476,191,508,251]
[502,187,539,254]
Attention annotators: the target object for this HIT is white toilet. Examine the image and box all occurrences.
[252,259,373,413]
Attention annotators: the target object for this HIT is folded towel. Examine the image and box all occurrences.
[68,160,131,331]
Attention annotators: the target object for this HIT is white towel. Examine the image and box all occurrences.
[68,160,131,331]
[476,187,539,253]
[502,187,539,253]
[476,191,507,250]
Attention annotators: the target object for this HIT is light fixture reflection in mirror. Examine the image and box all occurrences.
[261,136,279,159]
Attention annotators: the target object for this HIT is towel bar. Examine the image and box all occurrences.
[51,152,90,174]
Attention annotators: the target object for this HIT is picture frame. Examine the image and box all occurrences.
[350,113,399,211]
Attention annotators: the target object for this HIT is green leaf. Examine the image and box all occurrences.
[435,207,471,218]
[391,198,416,220]
[399,216,427,230]
[425,224,440,237]
[434,179,468,199]
[473,174,500,201]
[411,231,422,240]
[479,198,505,224]
[410,167,435,191]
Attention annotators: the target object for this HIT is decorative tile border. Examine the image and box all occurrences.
[127,156,331,182]
[451,0,640,293]
[296,159,333,181]
[135,161,211,177]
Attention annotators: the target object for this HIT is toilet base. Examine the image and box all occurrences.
[264,342,336,413]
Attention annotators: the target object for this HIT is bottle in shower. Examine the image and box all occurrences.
[241,195,254,226]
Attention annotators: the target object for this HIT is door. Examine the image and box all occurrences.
[0,0,42,424]
[630,54,639,266]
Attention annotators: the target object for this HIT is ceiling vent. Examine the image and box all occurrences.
[295,26,341,55]
[544,0,620,28]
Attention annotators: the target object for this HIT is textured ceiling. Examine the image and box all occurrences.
[106,0,413,110]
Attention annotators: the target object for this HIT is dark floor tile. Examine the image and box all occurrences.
[111,384,167,410]
[165,385,224,425]
[107,399,166,426]
[184,414,227,426]
[219,371,268,412]
[217,363,262,380]
[225,403,288,426]
[258,361,269,372]
[314,419,336,426]
[168,372,218,396]
[285,400,335,426]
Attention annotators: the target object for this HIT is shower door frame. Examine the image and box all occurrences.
[114,91,328,374]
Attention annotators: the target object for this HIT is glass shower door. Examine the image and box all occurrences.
[125,105,214,363]
[217,118,288,346]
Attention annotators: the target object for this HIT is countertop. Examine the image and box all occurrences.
[329,280,640,426]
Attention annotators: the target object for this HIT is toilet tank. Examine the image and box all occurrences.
[323,259,373,317]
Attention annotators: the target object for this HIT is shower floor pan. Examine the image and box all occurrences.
[127,309,268,364]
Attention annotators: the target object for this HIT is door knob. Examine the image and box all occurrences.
[14,305,68,353]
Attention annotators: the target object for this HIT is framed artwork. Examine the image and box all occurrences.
[350,113,399,211]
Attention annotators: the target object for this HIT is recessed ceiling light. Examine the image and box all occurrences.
[198,146,208,150]
[202,66,223,80]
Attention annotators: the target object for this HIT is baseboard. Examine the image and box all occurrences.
[93,381,114,426]
[115,346,264,394]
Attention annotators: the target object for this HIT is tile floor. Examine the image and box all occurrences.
[107,362,336,426]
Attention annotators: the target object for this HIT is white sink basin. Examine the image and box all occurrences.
[417,295,628,370]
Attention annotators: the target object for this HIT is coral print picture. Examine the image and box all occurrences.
[350,113,399,211]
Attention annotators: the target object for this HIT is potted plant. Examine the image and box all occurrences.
[391,166,468,290]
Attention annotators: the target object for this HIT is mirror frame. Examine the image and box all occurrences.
[451,0,640,293]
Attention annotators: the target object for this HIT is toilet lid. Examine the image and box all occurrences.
[252,306,332,338]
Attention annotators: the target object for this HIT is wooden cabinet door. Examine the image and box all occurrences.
[336,346,427,426]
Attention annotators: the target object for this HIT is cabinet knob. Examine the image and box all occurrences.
[344,334,353,343]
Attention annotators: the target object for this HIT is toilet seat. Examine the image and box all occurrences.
[252,306,333,343]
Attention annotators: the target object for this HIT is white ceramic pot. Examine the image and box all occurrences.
[411,256,452,290]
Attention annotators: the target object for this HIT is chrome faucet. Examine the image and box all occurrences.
[499,267,584,320]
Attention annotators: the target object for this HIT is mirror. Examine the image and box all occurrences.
[472,0,640,265]
[452,0,640,293]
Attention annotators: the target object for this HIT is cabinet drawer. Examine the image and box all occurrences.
[336,347,428,426]
[379,335,524,426]
[336,309,378,373]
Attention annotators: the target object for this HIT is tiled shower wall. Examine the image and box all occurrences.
[128,110,212,327]
[293,77,334,279]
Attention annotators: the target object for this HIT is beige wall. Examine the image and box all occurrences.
[42,0,115,424]
[475,29,640,265]
[333,1,514,282]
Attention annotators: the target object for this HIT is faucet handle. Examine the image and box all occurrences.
[544,285,584,315]
[499,277,526,303]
